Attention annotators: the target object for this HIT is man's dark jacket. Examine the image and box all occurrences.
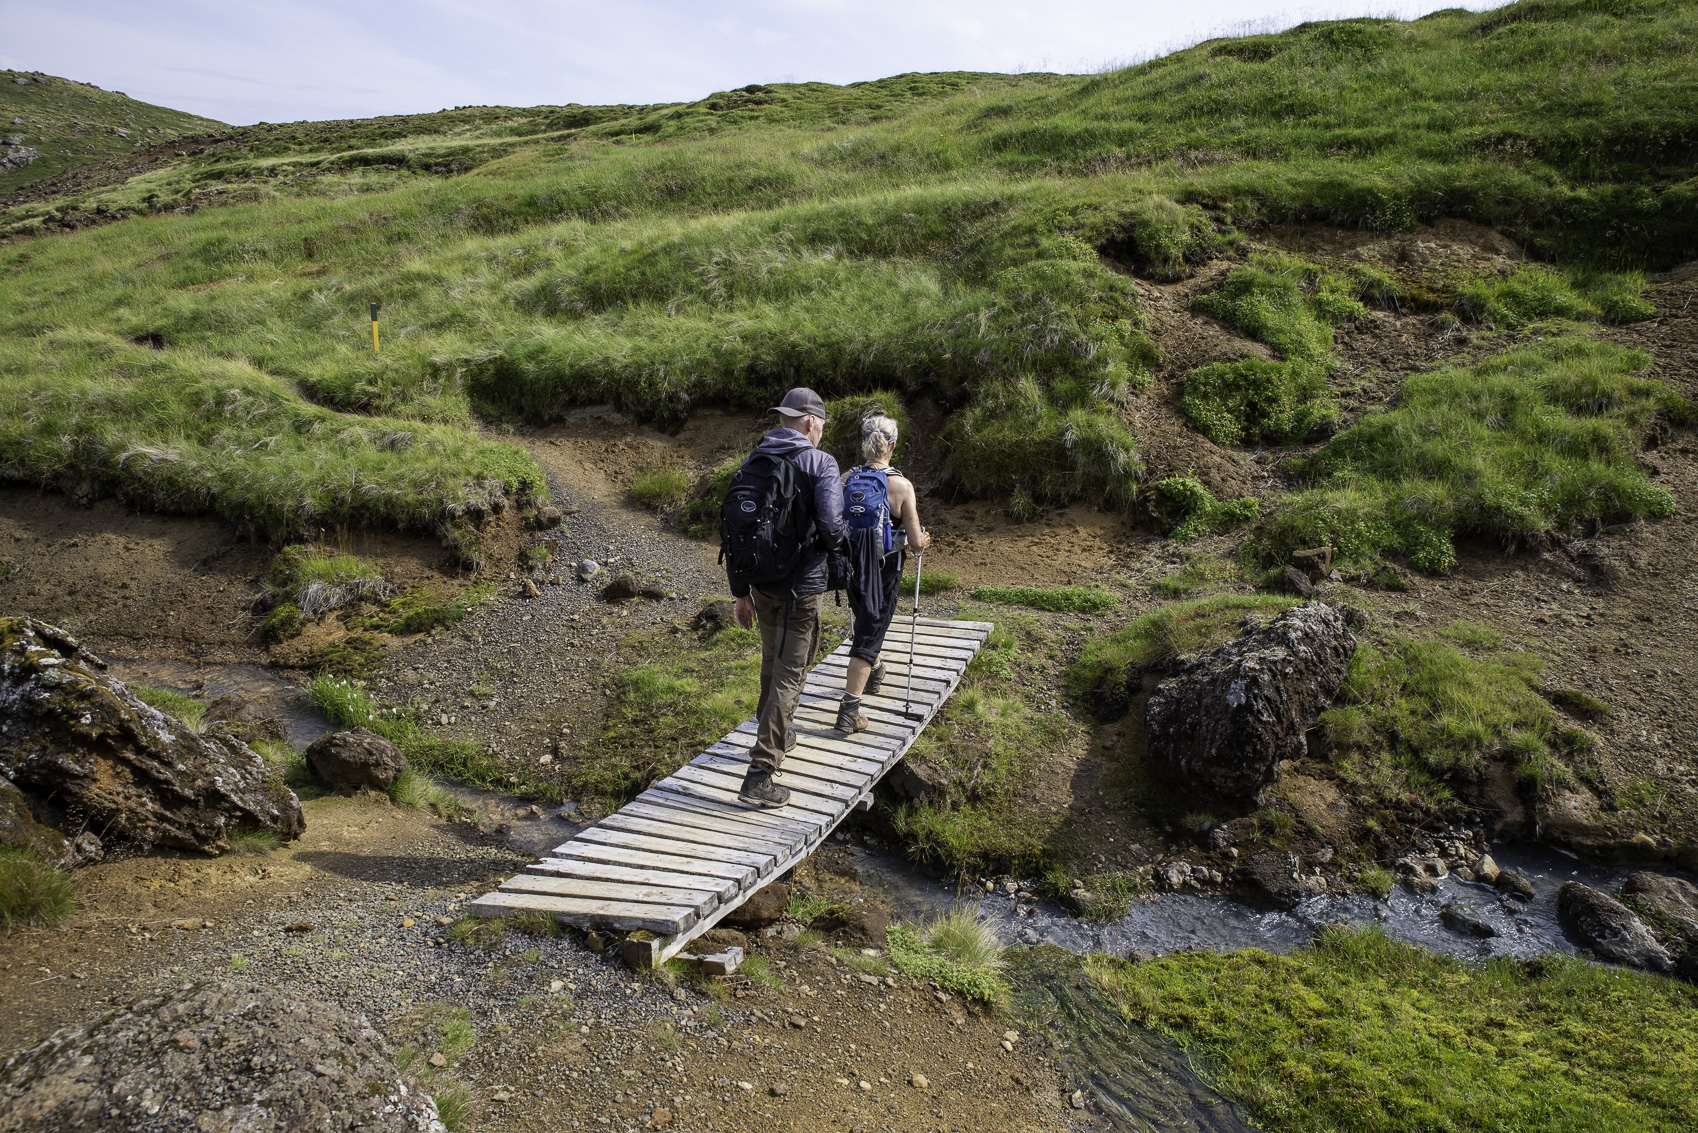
[727,426,845,598]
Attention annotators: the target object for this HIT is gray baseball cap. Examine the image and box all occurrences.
[770,387,827,420]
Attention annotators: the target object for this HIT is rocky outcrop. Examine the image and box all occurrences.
[1558,881,1673,972]
[304,728,406,791]
[0,776,97,867]
[0,618,303,857]
[723,880,788,929]
[0,981,445,1132]
[1619,872,1698,980]
[885,758,949,802]
[811,905,890,947]
[1145,602,1357,799]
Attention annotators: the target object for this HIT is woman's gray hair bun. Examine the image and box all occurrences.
[860,414,899,463]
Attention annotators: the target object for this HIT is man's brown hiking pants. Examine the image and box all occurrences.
[749,588,824,774]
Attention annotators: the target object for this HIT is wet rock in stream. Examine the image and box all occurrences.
[1557,881,1673,972]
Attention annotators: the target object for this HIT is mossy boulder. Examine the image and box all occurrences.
[0,617,304,856]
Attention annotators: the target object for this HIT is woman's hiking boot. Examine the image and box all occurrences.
[738,769,790,809]
[864,662,886,696]
[835,696,868,734]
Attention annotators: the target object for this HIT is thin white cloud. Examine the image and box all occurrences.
[0,0,1513,125]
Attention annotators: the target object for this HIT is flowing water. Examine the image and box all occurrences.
[111,659,1692,1131]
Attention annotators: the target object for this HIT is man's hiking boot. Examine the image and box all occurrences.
[785,728,798,753]
[738,770,790,809]
[864,662,886,696]
[835,696,868,734]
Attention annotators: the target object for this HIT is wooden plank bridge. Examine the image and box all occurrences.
[471,615,991,967]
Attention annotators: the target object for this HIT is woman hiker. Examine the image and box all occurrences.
[836,414,931,733]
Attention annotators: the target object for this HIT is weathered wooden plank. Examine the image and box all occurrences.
[539,846,757,887]
[692,753,862,801]
[705,738,887,779]
[524,858,742,899]
[598,811,801,857]
[696,749,869,790]
[915,615,994,632]
[808,664,952,694]
[816,654,959,681]
[621,798,818,844]
[906,621,991,639]
[469,890,695,934]
[722,724,893,763]
[668,765,842,817]
[497,874,723,917]
[637,787,826,835]
[573,826,778,870]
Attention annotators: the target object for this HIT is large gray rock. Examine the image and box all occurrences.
[304,728,406,791]
[1145,602,1357,799]
[1558,881,1673,972]
[0,981,445,1132]
[1619,871,1698,981]
[0,617,303,856]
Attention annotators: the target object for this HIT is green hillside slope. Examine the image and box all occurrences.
[0,0,1692,550]
[0,69,227,194]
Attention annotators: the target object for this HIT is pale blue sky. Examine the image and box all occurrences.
[1,0,1509,126]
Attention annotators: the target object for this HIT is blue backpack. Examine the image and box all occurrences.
[843,466,895,556]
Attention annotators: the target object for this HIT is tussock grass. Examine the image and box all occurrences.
[430,1084,474,1133]
[627,465,690,509]
[1150,477,1259,541]
[887,909,1007,1003]
[388,767,468,819]
[970,585,1117,613]
[227,826,283,854]
[1259,337,1691,573]
[1090,924,1698,1132]
[1357,865,1396,899]
[0,846,77,926]
[355,581,495,636]
[265,544,388,617]
[132,685,206,731]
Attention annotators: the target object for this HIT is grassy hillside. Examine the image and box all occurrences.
[0,69,227,194]
[0,0,1693,547]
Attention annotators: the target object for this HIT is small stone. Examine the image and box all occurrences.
[428,1053,447,1068]
[650,1108,673,1129]
[521,579,540,599]
[1474,854,1501,886]
[1496,870,1537,900]
[788,1016,807,1028]
[284,922,314,933]
[1002,1030,1020,1043]
[858,1080,871,1091]
[1001,1039,1014,1052]
[401,918,415,928]
[585,931,606,952]
[910,1072,929,1089]
[770,1083,788,1096]
[1071,1089,1087,1109]
[549,979,565,992]
[577,560,601,580]
[737,1081,752,1091]
[535,505,564,529]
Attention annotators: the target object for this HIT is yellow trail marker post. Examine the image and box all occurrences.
[370,301,380,353]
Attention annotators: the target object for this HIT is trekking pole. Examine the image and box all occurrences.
[899,550,926,722]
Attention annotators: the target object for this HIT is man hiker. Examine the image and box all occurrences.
[721,387,845,808]
[836,414,930,733]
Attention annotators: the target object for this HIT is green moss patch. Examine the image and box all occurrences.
[970,585,1118,613]
[1090,925,1698,1132]
[1258,337,1689,573]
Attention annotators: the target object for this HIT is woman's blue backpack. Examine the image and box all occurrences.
[843,466,894,555]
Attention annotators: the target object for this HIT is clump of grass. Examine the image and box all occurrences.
[1150,477,1259,541]
[507,910,563,937]
[970,585,1117,613]
[430,1084,474,1133]
[1438,619,1504,651]
[1456,265,1653,329]
[356,581,495,636]
[739,955,782,988]
[1089,924,1698,1133]
[1151,552,1236,598]
[0,846,78,926]
[1076,871,1150,923]
[1549,687,1611,721]
[1258,338,1691,573]
[446,916,507,949]
[786,890,846,923]
[628,465,690,509]
[887,909,1007,1004]
[265,545,389,618]
[227,826,283,855]
[303,633,386,677]
[1357,865,1395,898]
[1068,595,1298,713]
[901,570,960,595]
[389,767,468,819]
[132,685,206,730]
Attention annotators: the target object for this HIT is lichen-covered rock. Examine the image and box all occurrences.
[1558,881,1673,972]
[1619,871,1698,980]
[0,617,303,856]
[202,694,287,745]
[304,728,406,791]
[1145,602,1357,799]
[0,981,445,1132]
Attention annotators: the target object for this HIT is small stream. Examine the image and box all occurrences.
[114,659,1689,1132]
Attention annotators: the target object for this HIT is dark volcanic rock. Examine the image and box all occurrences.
[0,981,445,1132]
[603,575,668,603]
[886,757,949,802]
[1279,565,1316,597]
[1558,881,1673,972]
[1440,902,1500,938]
[1239,850,1302,909]
[811,905,890,947]
[304,728,406,791]
[1144,602,1357,799]
[722,880,788,929]
[1620,871,1698,980]
[694,599,739,633]
[0,775,96,867]
[202,694,286,745]
[0,617,303,856]
[1289,547,1332,582]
